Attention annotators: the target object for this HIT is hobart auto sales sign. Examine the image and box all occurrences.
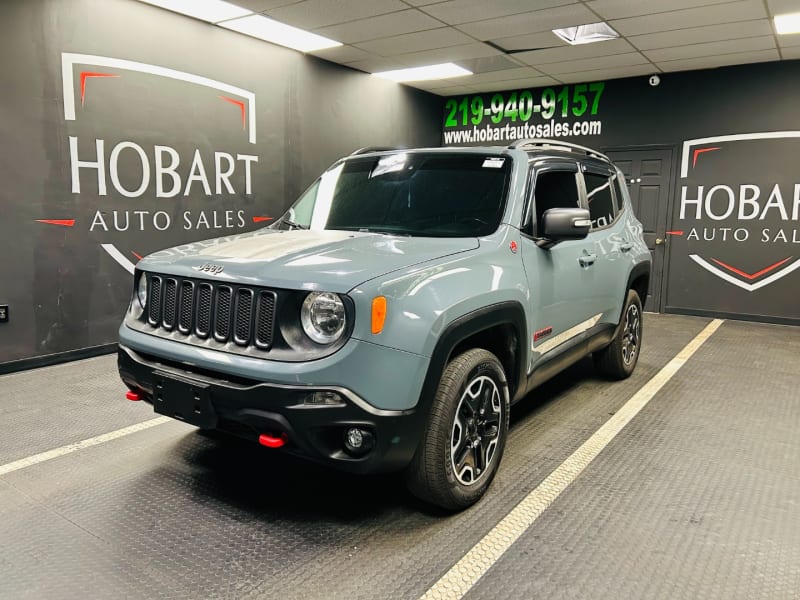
[44,53,271,274]
[666,132,800,322]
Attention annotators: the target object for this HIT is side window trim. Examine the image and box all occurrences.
[521,160,579,236]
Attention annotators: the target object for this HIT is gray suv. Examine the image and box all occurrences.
[118,139,651,510]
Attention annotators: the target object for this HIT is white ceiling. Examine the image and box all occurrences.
[228,0,800,95]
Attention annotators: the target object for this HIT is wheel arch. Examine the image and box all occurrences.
[419,302,527,413]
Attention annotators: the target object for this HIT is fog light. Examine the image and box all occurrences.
[306,391,345,406]
[343,427,375,456]
[346,427,364,448]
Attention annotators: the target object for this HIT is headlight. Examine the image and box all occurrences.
[137,274,148,308]
[301,292,346,344]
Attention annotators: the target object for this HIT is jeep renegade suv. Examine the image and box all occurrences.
[118,139,651,510]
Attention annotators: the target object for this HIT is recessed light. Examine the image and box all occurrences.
[774,12,800,35]
[219,14,342,52]
[137,0,251,23]
[552,22,619,45]
[372,63,472,82]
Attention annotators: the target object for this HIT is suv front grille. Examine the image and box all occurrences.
[145,275,276,350]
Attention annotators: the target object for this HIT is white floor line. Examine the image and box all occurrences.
[0,417,171,477]
[420,318,725,600]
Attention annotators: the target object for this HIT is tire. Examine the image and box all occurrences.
[405,348,510,511]
[594,289,643,380]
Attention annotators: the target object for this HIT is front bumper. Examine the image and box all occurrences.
[118,344,423,474]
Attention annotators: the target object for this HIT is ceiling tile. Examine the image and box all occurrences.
[470,77,563,92]
[398,42,502,66]
[587,0,734,20]
[489,31,565,52]
[266,0,407,29]
[314,9,442,43]
[781,46,800,58]
[354,27,473,56]
[534,52,650,75]
[457,4,595,40]
[778,34,800,48]
[309,44,373,62]
[766,0,800,15]
[656,48,780,72]
[513,38,636,66]
[419,0,574,26]
[610,0,767,37]
[401,0,450,7]
[457,55,524,74]
[228,0,300,11]
[629,20,774,50]
[460,67,545,84]
[556,64,656,83]
[644,36,777,62]
[343,56,411,73]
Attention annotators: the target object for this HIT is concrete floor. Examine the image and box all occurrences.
[0,313,798,599]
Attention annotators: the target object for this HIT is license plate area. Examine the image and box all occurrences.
[153,370,217,429]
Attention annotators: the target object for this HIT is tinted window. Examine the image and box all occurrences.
[533,170,579,236]
[612,171,626,212]
[585,172,616,230]
[276,153,511,237]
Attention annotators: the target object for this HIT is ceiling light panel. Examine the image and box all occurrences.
[372,63,472,82]
[552,21,620,45]
[137,0,251,23]
[774,12,800,34]
[219,14,342,52]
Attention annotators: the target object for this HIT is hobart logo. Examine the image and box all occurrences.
[677,132,800,292]
[37,53,272,274]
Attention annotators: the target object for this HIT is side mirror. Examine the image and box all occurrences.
[538,208,591,247]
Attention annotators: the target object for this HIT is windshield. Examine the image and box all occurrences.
[276,153,511,237]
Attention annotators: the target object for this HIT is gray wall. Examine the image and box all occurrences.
[0,0,442,367]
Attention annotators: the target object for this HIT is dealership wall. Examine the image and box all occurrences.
[0,0,442,368]
[442,60,800,325]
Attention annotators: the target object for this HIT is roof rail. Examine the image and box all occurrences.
[349,146,403,156]
[508,138,609,162]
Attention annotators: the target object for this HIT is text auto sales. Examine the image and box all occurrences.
[680,183,800,243]
[69,137,258,231]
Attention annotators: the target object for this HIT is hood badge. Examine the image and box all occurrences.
[194,263,225,275]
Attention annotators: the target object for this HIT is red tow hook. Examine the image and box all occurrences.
[258,432,288,448]
[125,390,142,401]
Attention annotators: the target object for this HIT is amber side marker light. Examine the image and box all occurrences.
[372,296,387,334]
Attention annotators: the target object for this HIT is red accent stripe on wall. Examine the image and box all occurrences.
[36,219,75,227]
[252,216,273,223]
[710,257,792,280]
[220,96,246,129]
[80,72,120,105]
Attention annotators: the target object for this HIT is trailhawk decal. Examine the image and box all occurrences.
[675,132,800,293]
[40,53,269,274]
[533,314,601,355]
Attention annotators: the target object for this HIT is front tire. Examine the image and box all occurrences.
[405,349,510,511]
[594,289,643,379]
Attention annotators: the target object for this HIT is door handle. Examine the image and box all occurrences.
[579,254,597,267]
[620,242,633,252]
[655,238,664,246]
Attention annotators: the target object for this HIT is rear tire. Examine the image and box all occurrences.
[405,349,509,511]
[594,289,643,380]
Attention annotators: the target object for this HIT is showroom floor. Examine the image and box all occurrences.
[1,314,798,599]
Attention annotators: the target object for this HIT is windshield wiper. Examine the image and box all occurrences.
[278,217,308,230]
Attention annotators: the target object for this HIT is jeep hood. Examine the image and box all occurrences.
[138,229,480,293]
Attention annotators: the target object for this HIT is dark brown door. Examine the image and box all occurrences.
[605,148,673,312]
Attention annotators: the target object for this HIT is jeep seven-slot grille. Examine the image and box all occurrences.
[146,275,276,350]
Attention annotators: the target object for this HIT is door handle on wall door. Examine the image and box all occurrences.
[578,254,597,267]
[655,238,664,245]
